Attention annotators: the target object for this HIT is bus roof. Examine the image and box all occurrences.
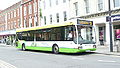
[16,22,74,32]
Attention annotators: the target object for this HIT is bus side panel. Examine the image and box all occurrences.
[16,41,96,53]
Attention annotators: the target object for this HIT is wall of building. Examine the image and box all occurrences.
[0,1,21,44]
[0,0,120,47]
[39,0,70,26]
[21,0,39,28]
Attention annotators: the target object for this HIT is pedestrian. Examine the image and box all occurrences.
[99,35,104,45]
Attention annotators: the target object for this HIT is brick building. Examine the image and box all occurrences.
[0,0,39,44]
[0,1,21,44]
[21,0,39,28]
[0,11,6,32]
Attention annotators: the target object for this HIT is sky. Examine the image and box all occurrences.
[0,0,21,10]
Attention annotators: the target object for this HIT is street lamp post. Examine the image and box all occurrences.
[108,0,113,52]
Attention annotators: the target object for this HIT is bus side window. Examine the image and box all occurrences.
[36,33,42,41]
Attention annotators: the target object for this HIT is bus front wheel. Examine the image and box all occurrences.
[52,45,59,54]
[22,44,26,51]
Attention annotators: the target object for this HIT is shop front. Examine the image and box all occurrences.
[99,26,106,45]
[113,23,120,41]
[106,14,120,46]
[0,30,16,45]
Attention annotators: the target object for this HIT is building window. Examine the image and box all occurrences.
[56,0,58,5]
[9,13,11,19]
[24,6,27,16]
[44,16,46,25]
[29,5,32,14]
[34,2,37,13]
[44,0,46,9]
[63,11,67,21]
[13,22,16,29]
[17,9,19,16]
[29,18,32,27]
[11,12,13,18]
[49,0,52,7]
[18,19,20,28]
[98,0,103,11]
[50,15,52,24]
[84,0,90,13]
[113,0,120,8]
[8,13,10,19]
[63,0,66,3]
[56,13,59,23]
[24,19,27,28]
[74,2,78,16]
[14,10,16,17]
[34,14,38,26]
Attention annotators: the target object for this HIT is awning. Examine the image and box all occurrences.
[0,30,16,36]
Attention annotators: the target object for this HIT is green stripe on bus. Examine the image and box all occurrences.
[59,48,96,53]
[16,45,96,53]
[26,46,52,51]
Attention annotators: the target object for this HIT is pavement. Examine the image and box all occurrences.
[95,45,120,56]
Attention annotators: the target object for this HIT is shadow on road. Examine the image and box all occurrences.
[59,52,96,56]
[17,49,96,56]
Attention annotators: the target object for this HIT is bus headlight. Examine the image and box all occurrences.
[93,45,96,48]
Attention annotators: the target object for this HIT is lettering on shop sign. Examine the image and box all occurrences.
[77,19,93,25]
[106,14,120,22]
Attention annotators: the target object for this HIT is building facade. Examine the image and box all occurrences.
[21,0,39,28]
[0,1,21,44]
[69,0,120,46]
[39,0,70,26]
[0,0,40,44]
[0,0,120,48]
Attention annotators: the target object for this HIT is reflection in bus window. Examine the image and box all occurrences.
[36,33,42,41]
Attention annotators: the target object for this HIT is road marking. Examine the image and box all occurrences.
[94,54,120,58]
[0,60,17,68]
[110,55,120,58]
[43,54,51,56]
[72,57,84,60]
[98,60,117,63]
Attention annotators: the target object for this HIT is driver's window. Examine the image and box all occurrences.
[66,26,76,40]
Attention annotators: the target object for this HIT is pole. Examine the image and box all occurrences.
[108,0,113,52]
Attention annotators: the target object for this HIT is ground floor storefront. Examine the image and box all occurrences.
[0,30,16,45]
[91,14,120,46]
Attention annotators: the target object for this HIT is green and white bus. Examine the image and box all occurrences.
[16,19,96,53]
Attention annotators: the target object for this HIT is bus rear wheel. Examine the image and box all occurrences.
[22,44,26,51]
[52,45,59,54]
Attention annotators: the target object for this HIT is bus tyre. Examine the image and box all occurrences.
[22,44,26,51]
[52,45,59,54]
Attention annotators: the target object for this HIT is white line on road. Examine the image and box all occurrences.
[98,60,117,63]
[0,60,17,68]
[72,57,84,60]
[94,54,120,58]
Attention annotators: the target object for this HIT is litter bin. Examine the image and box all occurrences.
[116,40,120,52]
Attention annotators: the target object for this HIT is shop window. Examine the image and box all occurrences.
[115,29,120,40]
[99,27,105,45]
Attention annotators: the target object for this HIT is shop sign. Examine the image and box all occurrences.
[77,19,93,25]
[106,14,120,22]
[0,30,16,36]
